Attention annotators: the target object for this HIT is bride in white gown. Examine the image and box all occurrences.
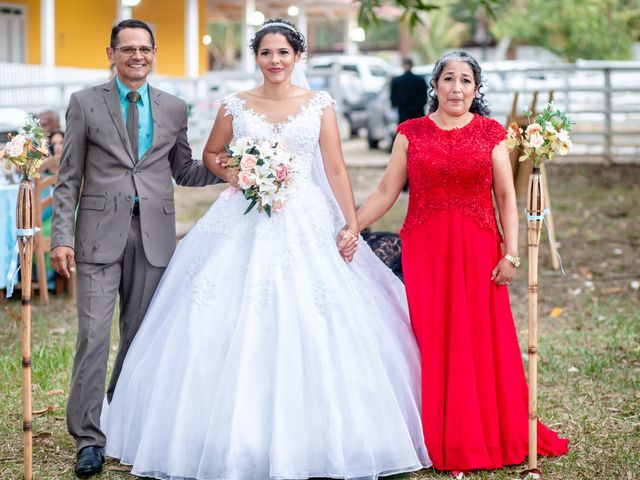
[102,19,431,480]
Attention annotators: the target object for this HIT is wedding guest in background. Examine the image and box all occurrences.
[390,57,428,124]
[36,129,65,286]
[355,50,569,477]
[391,58,427,191]
[49,130,65,158]
[38,109,61,133]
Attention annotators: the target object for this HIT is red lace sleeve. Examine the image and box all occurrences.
[486,118,506,148]
[397,118,421,143]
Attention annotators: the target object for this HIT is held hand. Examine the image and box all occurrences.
[215,151,231,168]
[50,246,76,279]
[491,257,516,286]
[336,226,358,263]
[226,168,239,188]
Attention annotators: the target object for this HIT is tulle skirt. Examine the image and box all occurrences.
[102,182,431,479]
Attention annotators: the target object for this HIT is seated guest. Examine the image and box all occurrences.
[49,130,64,157]
[38,110,61,134]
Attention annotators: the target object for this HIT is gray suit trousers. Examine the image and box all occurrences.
[66,216,164,451]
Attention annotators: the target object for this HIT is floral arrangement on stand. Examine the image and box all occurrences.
[0,115,49,179]
[224,137,294,217]
[506,102,573,166]
[506,102,573,475]
[0,115,49,480]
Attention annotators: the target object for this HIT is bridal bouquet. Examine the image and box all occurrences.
[224,137,294,217]
[0,115,49,179]
[506,102,573,167]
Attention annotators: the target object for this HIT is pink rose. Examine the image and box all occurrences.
[238,171,256,190]
[272,199,285,213]
[240,154,257,172]
[275,166,287,181]
[525,123,542,135]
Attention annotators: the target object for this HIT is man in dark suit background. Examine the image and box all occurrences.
[390,58,427,124]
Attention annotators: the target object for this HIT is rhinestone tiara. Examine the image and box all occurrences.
[257,21,299,35]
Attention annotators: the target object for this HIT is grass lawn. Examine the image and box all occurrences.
[1,164,638,479]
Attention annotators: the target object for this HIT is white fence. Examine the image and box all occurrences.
[481,62,640,162]
[1,61,639,163]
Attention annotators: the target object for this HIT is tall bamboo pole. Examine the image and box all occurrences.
[17,178,34,480]
[526,167,544,471]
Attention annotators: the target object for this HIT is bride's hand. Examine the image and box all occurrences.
[225,168,239,188]
[336,226,358,263]
[215,151,231,168]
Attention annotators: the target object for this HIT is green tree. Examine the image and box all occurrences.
[358,0,501,29]
[491,0,640,61]
[412,7,470,63]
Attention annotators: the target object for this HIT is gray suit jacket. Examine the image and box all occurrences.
[51,78,221,267]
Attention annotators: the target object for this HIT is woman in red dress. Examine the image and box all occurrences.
[355,51,568,475]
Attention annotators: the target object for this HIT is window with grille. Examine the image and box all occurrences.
[0,4,26,63]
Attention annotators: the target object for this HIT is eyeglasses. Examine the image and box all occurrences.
[113,46,155,56]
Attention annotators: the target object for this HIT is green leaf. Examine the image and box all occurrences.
[264,204,272,217]
[244,198,257,215]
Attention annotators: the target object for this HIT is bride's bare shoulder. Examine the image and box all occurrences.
[291,86,314,98]
[236,88,261,101]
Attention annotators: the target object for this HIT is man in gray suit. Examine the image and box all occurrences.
[50,19,222,477]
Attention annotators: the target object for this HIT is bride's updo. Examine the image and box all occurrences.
[250,18,307,55]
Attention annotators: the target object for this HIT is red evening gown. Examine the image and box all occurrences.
[399,114,569,471]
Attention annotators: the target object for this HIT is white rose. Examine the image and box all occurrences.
[12,133,27,146]
[259,188,276,206]
[258,178,277,193]
[556,129,570,143]
[258,140,272,154]
[229,137,251,156]
[557,139,572,156]
[528,132,545,150]
[7,143,24,157]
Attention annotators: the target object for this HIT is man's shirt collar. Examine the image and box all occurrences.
[115,76,148,106]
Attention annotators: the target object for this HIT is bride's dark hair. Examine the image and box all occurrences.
[250,18,307,55]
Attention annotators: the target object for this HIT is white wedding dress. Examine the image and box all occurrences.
[102,91,431,480]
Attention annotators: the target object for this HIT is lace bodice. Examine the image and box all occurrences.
[398,114,506,239]
[193,89,345,258]
[219,91,336,181]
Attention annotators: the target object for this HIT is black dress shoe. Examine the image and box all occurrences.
[75,446,104,477]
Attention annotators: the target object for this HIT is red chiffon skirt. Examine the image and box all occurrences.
[402,211,569,471]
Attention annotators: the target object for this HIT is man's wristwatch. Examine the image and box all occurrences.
[504,254,521,267]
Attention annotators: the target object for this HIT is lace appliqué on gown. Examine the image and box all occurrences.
[398,115,506,239]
